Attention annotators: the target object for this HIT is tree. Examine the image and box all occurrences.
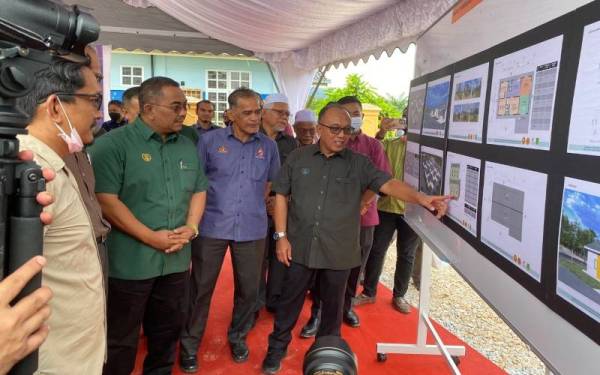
[309,74,402,118]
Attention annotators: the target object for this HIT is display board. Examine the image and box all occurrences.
[444,152,481,236]
[487,36,563,150]
[404,141,420,189]
[422,76,451,138]
[407,83,426,134]
[557,177,600,322]
[449,63,489,143]
[481,162,547,281]
[404,2,600,372]
[567,19,600,156]
[419,146,444,195]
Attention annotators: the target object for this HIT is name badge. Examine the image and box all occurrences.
[179,160,193,170]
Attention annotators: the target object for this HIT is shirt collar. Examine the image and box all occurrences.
[311,142,348,159]
[226,124,260,142]
[135,117,179,143]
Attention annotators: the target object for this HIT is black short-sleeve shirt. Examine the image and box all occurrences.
[272,144,391,270]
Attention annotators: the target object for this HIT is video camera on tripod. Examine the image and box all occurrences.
[0,0,99,373]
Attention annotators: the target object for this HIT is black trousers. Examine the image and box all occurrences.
[268,262,350,352]
[307,226,374,318]
[362,210,422,298]
[344,226,375,313]
[102,272,187,375]
[180,236,264,357]
[265,227,290,311]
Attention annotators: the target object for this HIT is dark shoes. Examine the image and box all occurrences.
[262,349,287,374]
[300,315,320,338]
[231,341,249,363]
[179,354,198,373]
[352,293,376,306]
[343,309,360,328]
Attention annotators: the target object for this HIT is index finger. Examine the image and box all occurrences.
[0,256,46,306]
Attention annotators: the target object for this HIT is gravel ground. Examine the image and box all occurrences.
[379,241,546,375]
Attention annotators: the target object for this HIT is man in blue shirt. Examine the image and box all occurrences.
[179,88,280,373]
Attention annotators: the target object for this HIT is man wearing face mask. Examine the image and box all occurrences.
[356,111,423,313]
[102,100,127,133]
[333,96,391,328]
[90,77,208,375]
[16,61,107,374]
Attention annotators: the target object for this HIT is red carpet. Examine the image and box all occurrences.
[133,254,505,374]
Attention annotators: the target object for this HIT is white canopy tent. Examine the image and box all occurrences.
[73,0,457,113]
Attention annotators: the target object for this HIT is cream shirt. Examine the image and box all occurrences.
[18,135,106,375]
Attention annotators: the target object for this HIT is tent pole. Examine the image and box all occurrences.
[305,64,330,109]
[266,62,281,93]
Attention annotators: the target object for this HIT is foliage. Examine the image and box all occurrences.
[309,74,404,118]
[560,215,597,258]
[560,258,600,289]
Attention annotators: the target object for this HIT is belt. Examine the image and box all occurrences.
[96,234,107,244]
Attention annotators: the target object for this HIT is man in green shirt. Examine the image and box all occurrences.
[90,77,208,375]
[355,113,423,313]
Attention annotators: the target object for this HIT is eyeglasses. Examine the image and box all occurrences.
[151,102,190,114]
[295,127,316,134]
[318,122,352,135]
[54,92,103,110]
[267,108,291,118]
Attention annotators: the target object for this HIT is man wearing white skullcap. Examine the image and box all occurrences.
[293,109,317,147]
[258,93,299,317]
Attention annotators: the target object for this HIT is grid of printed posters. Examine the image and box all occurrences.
[444,152,481,236]
[449,63,489,143]
[422,76,451,138]
[487,35,563,150]
[568,20,600,156]
[481,162,547,281]
[557,177,600,322]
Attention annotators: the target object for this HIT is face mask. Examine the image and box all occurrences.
[394,128,406,138]
[53,97,84,153]
[108,112,121,122]
[350,116,363,131]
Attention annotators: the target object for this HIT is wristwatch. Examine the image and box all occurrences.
[273,231,286,240]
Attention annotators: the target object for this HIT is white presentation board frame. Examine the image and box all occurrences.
[404,204,600,375]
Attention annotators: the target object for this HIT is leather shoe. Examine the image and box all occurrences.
[343,309,360,328]
[300,315,320,338]
[231,341,249,363]
[179,355,198,373]
[262,349,286,374]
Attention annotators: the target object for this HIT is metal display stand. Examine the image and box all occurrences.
[375,243,466,374]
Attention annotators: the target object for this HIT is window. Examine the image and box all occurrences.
[121,66,144,86]
[206,70,251,124]
[182,88,202,99]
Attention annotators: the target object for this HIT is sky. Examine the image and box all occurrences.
[325,44,416,99]
[563,189,600,237]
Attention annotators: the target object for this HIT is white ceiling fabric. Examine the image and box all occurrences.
[122,0,456,70]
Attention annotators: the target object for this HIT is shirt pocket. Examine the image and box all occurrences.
[179,160,197,193]
[252,158,268,181]
[330,176,359,203]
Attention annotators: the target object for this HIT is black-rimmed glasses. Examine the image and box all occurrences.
[54,92,103,110]
[318,122,352,135]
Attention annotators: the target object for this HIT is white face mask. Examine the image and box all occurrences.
[53,97,84,153]
[350,116,363,131]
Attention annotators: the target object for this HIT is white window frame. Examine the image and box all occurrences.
[205,70,252,125]
[120,65,144,87]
